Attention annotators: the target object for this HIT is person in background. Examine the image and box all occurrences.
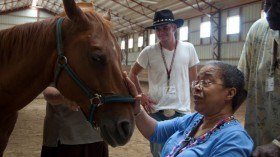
[129,9,199,157]
[237,0,280,156]
[128,60,253,157]
[40,86,108,157]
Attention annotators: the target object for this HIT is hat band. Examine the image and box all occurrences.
[154,18,174,24]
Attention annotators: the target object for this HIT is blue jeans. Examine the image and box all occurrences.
[149,111,185,157]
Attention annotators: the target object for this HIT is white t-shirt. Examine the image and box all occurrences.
[137,40,199,114]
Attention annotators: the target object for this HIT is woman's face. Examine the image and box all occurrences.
[191,65,233,116]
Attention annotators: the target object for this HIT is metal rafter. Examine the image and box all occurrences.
[96,0,155,36]
[0,0,263,38]
[201,0,219,10]
[111,0,152,19]
[178,0,213,17]
[0,0,31,15]
[110,0,158,36]
[94,4,145,35]
[130,0,155,12]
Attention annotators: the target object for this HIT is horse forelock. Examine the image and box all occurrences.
[84,11,113,36]
[83,11,122,60]
[0,18,57,64]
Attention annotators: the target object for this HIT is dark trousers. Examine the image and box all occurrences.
[41,141,108,157]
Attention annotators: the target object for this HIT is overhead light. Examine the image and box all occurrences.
[138,0,158,4]
[32,0,38,6]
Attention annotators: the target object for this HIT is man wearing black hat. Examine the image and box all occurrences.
[129,9,199,157]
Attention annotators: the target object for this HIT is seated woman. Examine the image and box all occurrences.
[127,60,253,157]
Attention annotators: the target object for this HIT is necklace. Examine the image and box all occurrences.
[159,40,177,93]
[167,116,236,157]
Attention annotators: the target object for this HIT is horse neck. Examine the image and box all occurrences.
[0,19,58,111]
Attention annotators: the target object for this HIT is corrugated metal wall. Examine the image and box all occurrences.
[0,2,262,67]
[124,1,262,66]
[0,8,52,30]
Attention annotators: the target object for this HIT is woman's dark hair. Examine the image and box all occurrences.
[206,60,247,112]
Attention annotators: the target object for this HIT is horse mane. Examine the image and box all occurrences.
[0,10,115,65]
[0,18,57,64]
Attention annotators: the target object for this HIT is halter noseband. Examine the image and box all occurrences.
[54,17,134,126]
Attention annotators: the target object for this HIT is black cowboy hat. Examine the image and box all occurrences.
[146,9,184,29]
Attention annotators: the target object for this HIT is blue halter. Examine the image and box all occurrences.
[54,17,134,125]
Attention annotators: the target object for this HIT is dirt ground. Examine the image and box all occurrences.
[3,83,246,157]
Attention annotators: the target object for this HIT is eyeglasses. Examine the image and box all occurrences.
[191,79,224,88]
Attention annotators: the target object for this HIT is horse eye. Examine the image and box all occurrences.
[91,54,105,64]
[92,55,101,62]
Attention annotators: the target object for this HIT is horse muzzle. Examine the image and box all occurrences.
[99,117,135,147]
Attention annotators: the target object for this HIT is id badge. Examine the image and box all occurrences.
[163,86,176,95]
[265,77,274,92]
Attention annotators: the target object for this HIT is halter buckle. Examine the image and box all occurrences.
[90,94,103,107]
[57,55,67,66]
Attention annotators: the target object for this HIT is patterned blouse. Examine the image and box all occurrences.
[238,18,280,147]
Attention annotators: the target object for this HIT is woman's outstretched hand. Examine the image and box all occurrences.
[123,72,141,114]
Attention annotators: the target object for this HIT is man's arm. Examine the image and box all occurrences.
[43,86,65,105]
[129,62,144,94]
[189,65,197,84]
[43,86,79,110]
[129,62,156,113]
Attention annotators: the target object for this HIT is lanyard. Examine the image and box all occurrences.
[169,116,235,157]
[159,40,177,90]
[172,118,202,157]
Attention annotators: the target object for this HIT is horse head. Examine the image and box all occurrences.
[55,0,135,147]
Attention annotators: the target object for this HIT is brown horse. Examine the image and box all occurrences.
[0,0,135,156]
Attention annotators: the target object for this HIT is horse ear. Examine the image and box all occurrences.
[59,2,95,17]
[103,9,112,21]
[62,0,89,26]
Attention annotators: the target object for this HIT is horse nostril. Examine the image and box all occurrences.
[118,121,131,138]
